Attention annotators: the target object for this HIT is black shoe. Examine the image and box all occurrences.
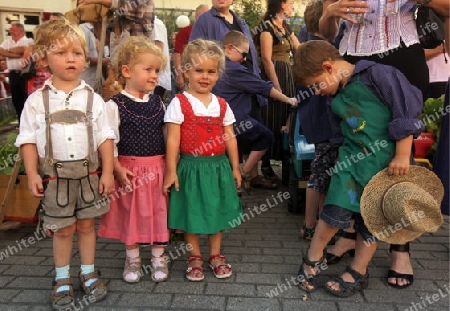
[326,231,356,265]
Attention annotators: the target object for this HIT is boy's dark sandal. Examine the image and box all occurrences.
[79,271,107,302]
[250,175,278,189]
[261,166,281,183]
[387,244,413,289]
[326,231,356,265]
[297,249,326,292]
[52,278,74,310]
[299,225,315,241]
[325,266,369,297]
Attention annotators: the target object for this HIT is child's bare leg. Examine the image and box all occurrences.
[208,232,222,256]
[302,188,321,230]
[53,223,76,267]
[327,223,356,258]
[208,232,232,278]
[300,219,338,290]
[185,233,203,281]
[242,150,266,178]
[326,235,378,290]
[185,233,202,267]
[76,218,96,265]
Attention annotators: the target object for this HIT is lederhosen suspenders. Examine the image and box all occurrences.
[40,86,100,208]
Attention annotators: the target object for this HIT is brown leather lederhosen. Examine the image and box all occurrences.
[38,86,109,230]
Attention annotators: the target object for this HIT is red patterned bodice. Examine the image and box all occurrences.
[177,93,227,156]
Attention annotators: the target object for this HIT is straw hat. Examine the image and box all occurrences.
[360,166,444,244]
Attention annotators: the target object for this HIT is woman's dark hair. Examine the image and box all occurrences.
[263,0,285,20]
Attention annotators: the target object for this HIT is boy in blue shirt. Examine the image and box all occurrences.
[214,30,297,189]
[293,40,423,297]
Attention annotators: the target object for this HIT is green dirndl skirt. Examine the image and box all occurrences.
[168,153,242,234]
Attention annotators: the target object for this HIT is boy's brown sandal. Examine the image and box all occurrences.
[79,271,107,303]
[52,278,74,310]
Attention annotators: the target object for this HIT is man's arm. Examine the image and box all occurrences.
[0,47,22,58]
[422,0,450,17]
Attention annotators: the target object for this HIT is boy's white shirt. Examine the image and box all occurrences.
[15,79,115,161]
[164,91,236,126]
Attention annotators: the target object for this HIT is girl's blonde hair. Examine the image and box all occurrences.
[115,36,167,90]
[33,18,88,72]
[181,39,225,78]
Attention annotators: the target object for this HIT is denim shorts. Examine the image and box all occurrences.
[320,204,378,242]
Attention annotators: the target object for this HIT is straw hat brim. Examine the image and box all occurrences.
[360,166,444,244]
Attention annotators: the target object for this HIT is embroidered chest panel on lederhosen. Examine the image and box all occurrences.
[177,94,227,156]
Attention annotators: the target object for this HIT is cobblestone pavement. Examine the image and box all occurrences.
[0,125,449,310]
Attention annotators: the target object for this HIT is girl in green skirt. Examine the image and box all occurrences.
[163,39,242,282]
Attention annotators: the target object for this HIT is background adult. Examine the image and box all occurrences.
[424,44,449,99]
[0,23,33,122]
[153,16,171,100]
[254,0,300,185]
[78,0,155,64]
[0,58,10,98]
[189,0,267,108]
[173,5,208,91]
[79,22,111,88]
[429,0,450,217]
[318,0,434,290]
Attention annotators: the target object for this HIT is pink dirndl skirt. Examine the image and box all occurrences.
[98,155,169,245]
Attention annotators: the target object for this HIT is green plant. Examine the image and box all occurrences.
[0,132,21,175]
[418,95,445,157]
[420,95,444,134]
[234,0,265,30]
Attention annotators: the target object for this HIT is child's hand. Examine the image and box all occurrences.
[163,172,179,196]
[388,155,410,176]
[232,167,242,189]
[280,125,289,133]
[115,166,135,191]
[288,97,298,107]
[99,173,115,196]
[28,174,44,198]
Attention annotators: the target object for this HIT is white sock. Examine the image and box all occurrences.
[126,248,140,263]
[151,247,167,280]
[151,246,164,258]
[55,265,70,293]
[80,264,96,287]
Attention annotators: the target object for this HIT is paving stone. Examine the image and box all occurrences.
[241,254,280,264]
[235,272,282,285]
[396,304,450,311]
[107,279,156,293]
[0,304,30,310]
[0,160,446,311]
[116,293,172,308]
[205,283,255,296]
[362,289,419,304]
[170,294,225,310]
[337,302,396,311]
[261,263,298,274]
[282,300,339,311]
[8,277,51,289]
[153,281,204,294]
[0,255,46,265]
[3,265,52,277]
[11,289,49,303]
[262,247,301,256]
[226,297,281,311]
